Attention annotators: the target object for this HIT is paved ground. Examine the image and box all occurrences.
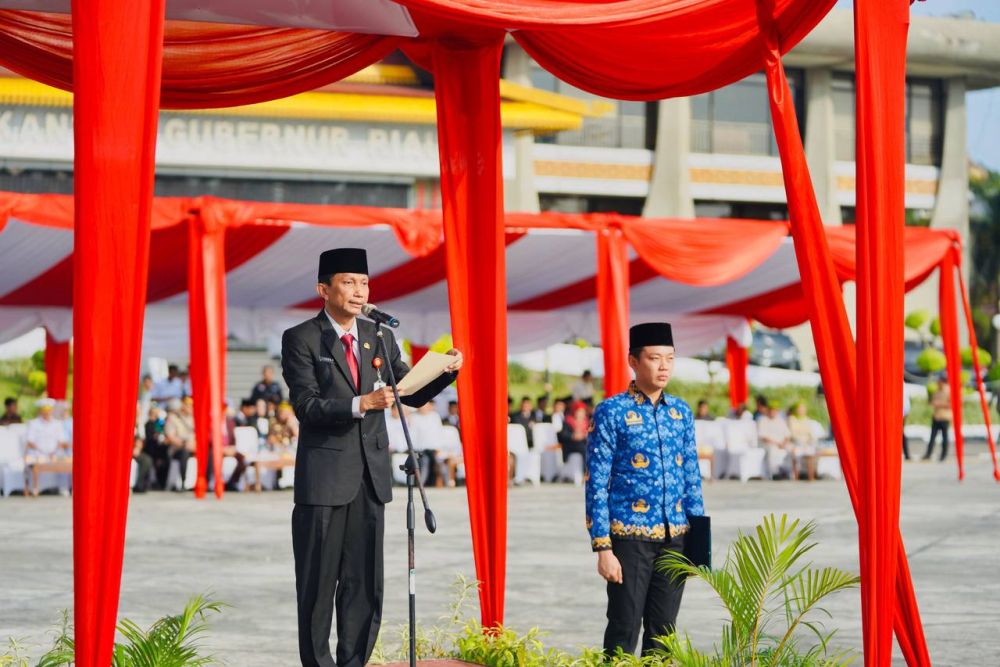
[2,452,998,666]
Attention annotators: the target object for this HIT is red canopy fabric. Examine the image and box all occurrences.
[44,327,69,400]
[0,10,399,109]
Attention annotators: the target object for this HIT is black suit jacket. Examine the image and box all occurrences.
[281,311,457,506]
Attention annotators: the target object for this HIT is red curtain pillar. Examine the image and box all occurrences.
[596,225,631,396]
[854,1,910,662]
[755,0,929,663]
[725,336,748,410]
[44,328,69,400]
[187,208,228,499]
[70,1,165,665]
[431,34,508,628]
[938,252,966,480]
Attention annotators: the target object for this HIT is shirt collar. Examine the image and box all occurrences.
[628,381,668,407]
[324,308,358,341]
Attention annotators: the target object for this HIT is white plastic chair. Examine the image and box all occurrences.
[166,456,198,491]
[0,427,26,496]
[507,423,541,486]
[531,423,562,483]
[695,420,727,480]
[722,418,766,482]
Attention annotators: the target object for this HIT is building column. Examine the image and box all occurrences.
[643,97,695,218]
[785,68,843,373]
[904,79,970,344]
[932,78,970,285]
[804,68,842,225]
[502,44,541,213]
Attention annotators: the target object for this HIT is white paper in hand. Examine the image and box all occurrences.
[397,351,454,396]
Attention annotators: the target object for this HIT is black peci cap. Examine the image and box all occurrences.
[629,322,674,350]
[318,248,368,281]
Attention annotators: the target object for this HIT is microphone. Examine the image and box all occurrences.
[361,303,400,328]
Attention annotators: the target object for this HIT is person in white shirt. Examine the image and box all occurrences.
[571,370,595,403]
[409,402,447,486]
[758,405,794,479]
[386,404,409,454]
[25,399,69,459]
[152,365,185,402]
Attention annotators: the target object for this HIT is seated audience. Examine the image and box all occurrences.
[152,365,185,402]
[164,398,197,489]
[2,396,22,425]
[132,434,153,493]
[25,399,69,459]
[509,397,536,448]
[758,404,795,479]
[550,398,567,434]
[144,406,169,489]
[558,401,590,468]
[249,364,283,404]
[267,401,300,454]
[695,399,714,421]
[787,402,818,481]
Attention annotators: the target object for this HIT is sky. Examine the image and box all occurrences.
[835,0,1000,172]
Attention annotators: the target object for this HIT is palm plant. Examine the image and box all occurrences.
[33,595,226,667]
[656,514,859,667]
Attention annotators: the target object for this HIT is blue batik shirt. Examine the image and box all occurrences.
[585,382,705,551]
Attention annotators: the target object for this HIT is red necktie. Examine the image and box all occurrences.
[340,333,360,389]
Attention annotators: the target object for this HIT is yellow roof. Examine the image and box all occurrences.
[0,67,610,134]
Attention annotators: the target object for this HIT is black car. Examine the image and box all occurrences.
[749,330,801,371]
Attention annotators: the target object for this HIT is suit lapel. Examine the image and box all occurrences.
[317,310,358,395]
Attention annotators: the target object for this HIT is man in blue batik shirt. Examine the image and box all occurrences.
[585,322,705,657]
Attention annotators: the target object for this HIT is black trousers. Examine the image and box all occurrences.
[924,419,950,460]
[292,470,385,667]
[604,534,686,657]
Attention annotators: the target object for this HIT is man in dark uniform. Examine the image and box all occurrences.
[249,364,283,404]
[282,248,463,667]
[585,322,705,657]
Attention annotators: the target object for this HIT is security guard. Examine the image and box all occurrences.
[585,322,705,656]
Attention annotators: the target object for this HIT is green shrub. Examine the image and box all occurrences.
[904,310,930,331]
[916,348,947,375]
[928,317,942,338]
[960,347,992,369]
[26,370,47,395]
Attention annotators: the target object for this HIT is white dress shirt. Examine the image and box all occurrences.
[26,417,68,457]
[324,309,365,419]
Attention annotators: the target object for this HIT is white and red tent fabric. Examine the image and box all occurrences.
[0,196,954,358]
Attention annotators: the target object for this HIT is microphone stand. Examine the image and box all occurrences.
[374,324,437,667]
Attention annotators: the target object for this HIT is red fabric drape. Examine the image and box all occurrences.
[401,0,834,100]
[755,0,929,663]
[410,345,430,365]
[0,10,399,109]
[956,268,1000,481]
[596,227,631,396]
[854,2,910,663]
[44,328,69,400]
[193,197,445,257]
[725,336,748,410]
[620,218,788,286]
[431,35,508,628]
[938,254,966,480]
[187,211,228,498]
[69,1,165,665]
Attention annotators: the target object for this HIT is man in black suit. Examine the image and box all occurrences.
[282,247,462,667]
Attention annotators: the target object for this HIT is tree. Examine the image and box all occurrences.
[969,167,1000,353]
